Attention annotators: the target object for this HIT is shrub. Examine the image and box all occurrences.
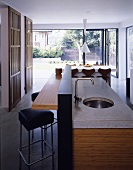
[33,46,64,58]
[33,48,40,58]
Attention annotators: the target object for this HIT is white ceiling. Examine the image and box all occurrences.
[1,0,133,24]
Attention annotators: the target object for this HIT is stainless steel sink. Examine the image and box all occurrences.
[83,97,114,108]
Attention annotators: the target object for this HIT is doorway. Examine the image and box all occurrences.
[105,29,118,77]
[85,29,104,65]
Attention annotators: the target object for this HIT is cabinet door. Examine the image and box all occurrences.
[25,17,33,94]
[9,7,21,111]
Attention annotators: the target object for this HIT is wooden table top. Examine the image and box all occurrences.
[32,73,62,110]
[71,65,116,71]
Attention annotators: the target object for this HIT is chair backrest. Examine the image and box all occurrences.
[71,68,79,78]
[98,68,111,85]
[82,69,95,77]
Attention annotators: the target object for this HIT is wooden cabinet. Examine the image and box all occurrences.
[73,128,133,170]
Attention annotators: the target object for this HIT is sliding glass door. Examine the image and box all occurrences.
[33,29,119,77]
[33,30,83,62]
[85,29,104,65]
[105,29,118,77]
[127,26,133,78]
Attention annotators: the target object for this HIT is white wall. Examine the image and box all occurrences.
[120,18,133,28]
[33,23,120,30]
[1,7,9,108]
[118,27,126,80]
[120,10,133,98]
[120,0,133,28]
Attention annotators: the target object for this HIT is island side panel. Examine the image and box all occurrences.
[73,128,133,170]
[58,65,73,170]
[58,95,73,170]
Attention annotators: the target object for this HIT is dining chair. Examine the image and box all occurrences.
[97,68,111,86]
[71,68,79,78]
[81,68,95,78]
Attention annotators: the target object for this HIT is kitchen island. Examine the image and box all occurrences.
[72,78,133,128]
[32,65,133,170]
[72,78,133,170]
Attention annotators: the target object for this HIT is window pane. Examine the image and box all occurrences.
[33,30,83,63]
[86,30,103,65]
[127,27,133,78]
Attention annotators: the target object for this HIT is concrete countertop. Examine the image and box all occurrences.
[72,78,133,128]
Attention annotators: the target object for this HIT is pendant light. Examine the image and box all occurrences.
[81,19,90,65]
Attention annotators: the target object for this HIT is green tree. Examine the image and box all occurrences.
[62,36,74,49]
[71,30,83,47]
[61,30,100,50]
[86,31,100,49]
[61,30,83,49]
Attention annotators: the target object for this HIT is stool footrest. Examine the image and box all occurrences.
[18,138,55,166]
[18,149,55,166]
[20,138,53,150]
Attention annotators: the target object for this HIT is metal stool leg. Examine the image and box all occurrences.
[44,125,47,140]
[41,127,44,157]
[28,131,31,170]
[19,123,22,170]
[43,125,47,150]
[51,123,55,170]
[32,130,34,139]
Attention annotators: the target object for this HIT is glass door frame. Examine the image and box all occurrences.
[105,28,119,78]
[85,29,104,65]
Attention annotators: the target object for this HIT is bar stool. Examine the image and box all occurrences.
[18,108,55,169]
[97,68,111,86]
[31,92,57,141]
[71,68,79,78]
[81,68,95,78]
[31,92,58,125]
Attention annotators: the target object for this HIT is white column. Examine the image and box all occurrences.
[1,7,9,108]
[118,27,126,80]
[21,15,25,98]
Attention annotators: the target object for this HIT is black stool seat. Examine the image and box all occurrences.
[19,108,54,131]
[31,92,58,126]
